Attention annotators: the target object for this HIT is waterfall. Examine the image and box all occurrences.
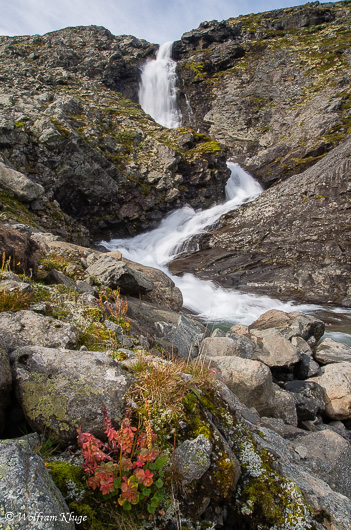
[139,41,181,129]
[101,163,315,325]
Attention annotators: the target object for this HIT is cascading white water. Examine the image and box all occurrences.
[139,41,181,128]
[101,163,315,325]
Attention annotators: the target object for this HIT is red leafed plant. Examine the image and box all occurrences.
[77,403,168,514]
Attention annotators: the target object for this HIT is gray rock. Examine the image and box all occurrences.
[117,335,134,348]
[292,430,351,499]
[0,343,11,432]
[308,362,351,420]
[249,310,325,342]
[208,356,275,415]
[75,279,96,295]
[211,328,226,338]
[174,434,212,485]
[315,338,351,365]
[252,426,351,530]
[0,310,78,351]
[259,417,306,439]
[123,258,183,312]
[250,327,301,368]
[85,255,154,295]
[229,324,249,336]
[216,380,351,528]
[292,336,320,379]
[10,345,134,443]
[199,335,254,359]
[104,319,124,334]
[0,434,74,529]
[272,384,298,426]
[0,161,45,202]
[44,269,75,288]
[159,315,205,359]
[28,302,47,315]
[284,380,326,421]
[0,279,33,295]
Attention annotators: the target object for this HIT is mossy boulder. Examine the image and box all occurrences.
[0,434,74,529]
[10,345,134,443]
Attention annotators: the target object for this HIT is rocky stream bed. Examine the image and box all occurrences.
[0,2,351,529]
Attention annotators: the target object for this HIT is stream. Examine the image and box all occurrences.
[103,41,351,345]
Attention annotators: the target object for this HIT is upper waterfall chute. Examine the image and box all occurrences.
[139,41,182,129]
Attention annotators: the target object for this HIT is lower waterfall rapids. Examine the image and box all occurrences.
[101,163,317,325]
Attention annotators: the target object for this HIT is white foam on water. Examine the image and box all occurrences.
[139,41,181,129]
[101,163,316,325]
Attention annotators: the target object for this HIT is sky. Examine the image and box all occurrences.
[0,0,339,44]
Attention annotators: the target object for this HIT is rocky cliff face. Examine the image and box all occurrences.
[170,133,351,306]
[0,26,229,239]
[174,1,351,184]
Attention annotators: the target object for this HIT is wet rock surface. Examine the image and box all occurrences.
[170,136,351,305]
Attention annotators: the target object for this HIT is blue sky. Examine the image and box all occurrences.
[0,0,339,43]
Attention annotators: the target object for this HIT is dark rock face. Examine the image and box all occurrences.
[0,27,229,240]
[174,2,351,184]
[169,134,351,305]
[0,225,41,275]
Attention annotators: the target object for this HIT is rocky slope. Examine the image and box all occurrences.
[0,26,229,240]
[169,133,351,305]
[0,225,351,529]
[174,1,351,184]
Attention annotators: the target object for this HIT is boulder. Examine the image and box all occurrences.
[208,356,274,415]
[272,385,298,426]
[308,362,351,420]
[85,255,153,295]
[253,426,351,530]
[0,225,41,276]
[44,269,75,288]
[174,434,212,486]
[284,380,326,421]
[259,417,306,439]
[0,342,11,432]
[292,336,320,379]
[199,336,254,359]
[0,161,45,202]
[0,310,78,352]
[315,338,351,365]
[292,430,351,499]
[0,278,33,296]
[250,328,300,368]
[123,258,183,311]
[0,434,74,529]
[249,310,325,342]
[156,315,205,359]
[10,346,134,443]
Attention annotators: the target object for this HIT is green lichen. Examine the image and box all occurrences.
[233,430,314,529]
[0,463,10,479]
[22,375,70,433]
[22,374,102,438]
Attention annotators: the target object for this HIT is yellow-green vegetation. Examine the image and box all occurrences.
[0,189,40,227]
[0,287,33,312]
[185,60,207,81]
